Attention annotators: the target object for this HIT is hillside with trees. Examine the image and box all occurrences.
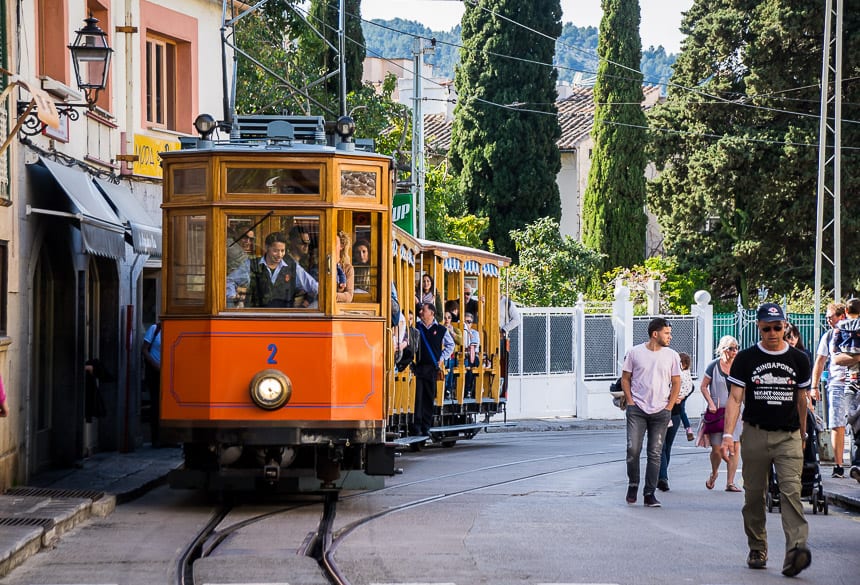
[362,18,676,87]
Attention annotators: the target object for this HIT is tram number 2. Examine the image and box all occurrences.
[267,343,278,364]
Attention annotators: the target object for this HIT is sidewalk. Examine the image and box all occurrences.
[0,445,182,577]
[1,422,859,578]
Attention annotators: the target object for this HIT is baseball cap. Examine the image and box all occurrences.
[756,302,785,322]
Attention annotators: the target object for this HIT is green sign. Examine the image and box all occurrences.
[393,192,414,235]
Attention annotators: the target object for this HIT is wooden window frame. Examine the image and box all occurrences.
[145,35,176,129]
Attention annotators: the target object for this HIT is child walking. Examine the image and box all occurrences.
[678,353,695,440]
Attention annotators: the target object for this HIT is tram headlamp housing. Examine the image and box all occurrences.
[249,369,292,410]
[335,116,356,141]
[194,113,218,140]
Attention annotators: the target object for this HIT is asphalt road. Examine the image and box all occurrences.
[3,428,859,585]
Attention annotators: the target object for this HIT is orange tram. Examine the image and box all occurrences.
[158,114,510,492]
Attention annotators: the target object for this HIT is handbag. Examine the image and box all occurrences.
[702,406,726,435]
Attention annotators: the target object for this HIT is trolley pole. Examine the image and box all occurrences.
[411,37,434,239]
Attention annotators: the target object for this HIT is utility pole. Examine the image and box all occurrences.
[411,37,434,239]
[813,0,844,342]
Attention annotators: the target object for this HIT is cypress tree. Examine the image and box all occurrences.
[307,0,366,97]
[581,0,648,273]
[449,0,562,260]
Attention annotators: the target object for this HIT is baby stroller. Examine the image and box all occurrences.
[767,410,828,515]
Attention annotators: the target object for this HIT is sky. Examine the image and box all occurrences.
[361,0,695,54]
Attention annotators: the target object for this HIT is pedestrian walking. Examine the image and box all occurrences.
[722,303,812,577]
[621,317,681,507]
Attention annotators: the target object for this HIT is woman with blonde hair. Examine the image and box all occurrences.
[335,230,354,302]
[700,335,743,491]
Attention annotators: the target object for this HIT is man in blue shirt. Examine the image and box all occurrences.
[248,231,318,308]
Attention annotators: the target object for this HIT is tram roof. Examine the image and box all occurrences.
[393,225,510,268]
[159,140,391,161]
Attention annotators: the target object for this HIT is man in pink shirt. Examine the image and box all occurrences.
[621,317,681,507]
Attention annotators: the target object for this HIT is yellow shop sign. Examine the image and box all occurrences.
[133,134,180,178]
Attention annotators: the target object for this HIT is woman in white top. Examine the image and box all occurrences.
[700,335,743,492]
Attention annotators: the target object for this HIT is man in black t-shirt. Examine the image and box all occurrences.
[723,303,811,577]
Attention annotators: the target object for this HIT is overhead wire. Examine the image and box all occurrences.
[282,3,860,147]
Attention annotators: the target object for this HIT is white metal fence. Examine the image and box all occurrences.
[503,287,713,420]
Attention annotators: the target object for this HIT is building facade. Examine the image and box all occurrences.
[0,0,227,489]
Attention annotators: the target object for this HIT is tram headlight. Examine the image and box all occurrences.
[335,115,355,141]
[194,113,218,140]
[249,369,292,410]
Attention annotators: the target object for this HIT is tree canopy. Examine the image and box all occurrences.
[581,0,649,273]
[647,0,860,304]
[449,0,563,260]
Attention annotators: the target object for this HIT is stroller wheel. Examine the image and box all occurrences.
[811,492,818,515]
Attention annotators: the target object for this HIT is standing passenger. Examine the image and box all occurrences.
[412,303,454,437]
[621,317,681,507]
[335,230,354,303]
[248,232,318,308]
[722,303,811,576]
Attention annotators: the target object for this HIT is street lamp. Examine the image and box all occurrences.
[16,16,113,136]
[68,16,113,107]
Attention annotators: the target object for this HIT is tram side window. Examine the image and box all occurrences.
[170,215,207,307]
[350,212,380,303]
[226,213,321,309]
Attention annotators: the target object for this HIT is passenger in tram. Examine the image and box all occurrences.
[335,230,354,302]
[353,239,371,290]
[444,299,460,323]
[226,226,254,308]
[412,303,454,437]
[463,284,482,324]
[463,312,480,399]
[415,273,443,316]
[442,311,461,397]
[247,231,319,308]
[287,225,315,306]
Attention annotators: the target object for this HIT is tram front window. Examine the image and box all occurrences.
[226,214,320,309]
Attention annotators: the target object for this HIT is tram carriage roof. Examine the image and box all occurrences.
[159,139,392,161]
[393,225,510,271]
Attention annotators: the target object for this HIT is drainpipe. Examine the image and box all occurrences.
[116,0,138,175]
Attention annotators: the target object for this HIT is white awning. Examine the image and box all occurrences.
[29,158,125,260]
[93,178,161,256]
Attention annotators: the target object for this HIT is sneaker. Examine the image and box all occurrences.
[626,485,637,505]
[850,466,860,483]
[657,479,670,492]
[782,545,811,577]
[643,494,661,507]
[747,549,767,569]
[832,465,845,478]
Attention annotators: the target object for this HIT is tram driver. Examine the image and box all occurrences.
[247,231,319,308]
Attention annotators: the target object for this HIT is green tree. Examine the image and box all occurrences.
[581,0,649,273]
[305,0,366,101]
[449,0,563,260]
[647,0,860,305]
[506,217,603,307]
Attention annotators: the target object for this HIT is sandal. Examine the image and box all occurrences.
[725,484,742,492]
[706,472,718,490]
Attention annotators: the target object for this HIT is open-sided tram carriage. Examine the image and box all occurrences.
[158,114,510,491]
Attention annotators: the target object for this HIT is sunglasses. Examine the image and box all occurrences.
[465,319,473,324]
[726,346,739,351]
[761,324,784,333]
[464,292,471,297]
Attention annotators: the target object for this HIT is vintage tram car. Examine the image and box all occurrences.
[158,114,509,491]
